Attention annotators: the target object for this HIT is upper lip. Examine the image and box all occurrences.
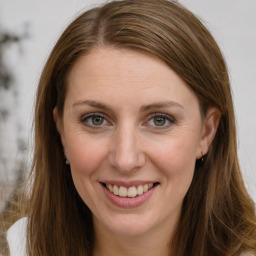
[99,180,159,187]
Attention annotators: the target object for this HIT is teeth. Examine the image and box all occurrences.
[137,185,144,195]
[105,183,155,198]
[113,185,119,195]
[128,186,137,198]
[106,183,113,192]
[143,184,149,192]
[119,186,128,197]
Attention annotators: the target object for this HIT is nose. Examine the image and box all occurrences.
[108,126,146,173]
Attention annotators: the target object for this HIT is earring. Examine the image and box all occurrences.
[201,152,204,162]
[64,154,70,165]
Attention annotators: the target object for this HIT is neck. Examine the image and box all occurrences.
[92,218,176,256]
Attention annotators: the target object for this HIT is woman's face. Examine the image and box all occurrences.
[56,47,215,238]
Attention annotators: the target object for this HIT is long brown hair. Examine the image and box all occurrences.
[24,0,256,255]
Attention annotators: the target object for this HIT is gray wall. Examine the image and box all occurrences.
[0,0,255,202]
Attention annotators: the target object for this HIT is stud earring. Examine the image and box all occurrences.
[64,154,70,165]
[201,152,204,162]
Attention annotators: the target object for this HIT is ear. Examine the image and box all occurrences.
[196,107,221,159]
[53,107,66,148]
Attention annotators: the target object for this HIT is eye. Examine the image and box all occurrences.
[146,113,175,128]
[153,116,167,126]
[81,113,109,127]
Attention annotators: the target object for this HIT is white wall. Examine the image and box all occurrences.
[1,0,255,200]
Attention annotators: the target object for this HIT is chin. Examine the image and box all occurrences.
[95,211,160,237]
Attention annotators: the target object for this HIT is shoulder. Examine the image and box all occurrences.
[7,217,28,256]
[240,252,255,256]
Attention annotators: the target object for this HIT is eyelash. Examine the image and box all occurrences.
[80,112,175,129]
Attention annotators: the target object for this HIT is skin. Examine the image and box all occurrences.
[54,47,220,256]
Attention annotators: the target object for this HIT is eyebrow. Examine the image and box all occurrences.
[140,101,184,111]
[73,100,184,111]
[73,100,111,110]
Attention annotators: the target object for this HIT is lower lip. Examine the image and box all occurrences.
[102,185,156,208]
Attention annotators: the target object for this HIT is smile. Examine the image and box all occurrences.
[103,183,158,198]
[101,181,159,208]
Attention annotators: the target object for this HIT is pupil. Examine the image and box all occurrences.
[92,116,103,125]
[154,117,166,126]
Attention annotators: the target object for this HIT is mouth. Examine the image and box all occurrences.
[101,182,160,198]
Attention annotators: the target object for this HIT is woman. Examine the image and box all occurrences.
[6,0,256,255]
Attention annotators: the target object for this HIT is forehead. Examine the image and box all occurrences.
[65,47,199,111]
[68,47,174,85]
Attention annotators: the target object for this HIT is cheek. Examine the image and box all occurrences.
[67,135,108,177]
[153,134,198,165]
[67,136,109,206]
[154,140,197,211]
[150,136,198,186]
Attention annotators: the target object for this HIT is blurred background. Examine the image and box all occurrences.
[0,0,256,223]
